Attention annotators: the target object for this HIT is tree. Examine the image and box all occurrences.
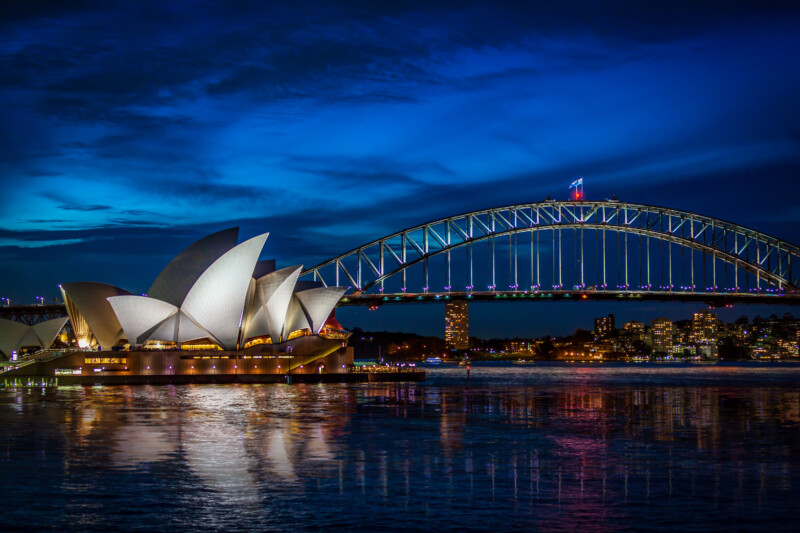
[536,339,556,360]
[631,340,651,356]
[719,337,748,360]
[572,329,594,346]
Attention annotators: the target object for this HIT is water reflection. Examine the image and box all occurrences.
[1,365,800,530]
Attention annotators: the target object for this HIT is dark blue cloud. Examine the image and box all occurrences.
[57,203,112,212]
[1,1,799,335]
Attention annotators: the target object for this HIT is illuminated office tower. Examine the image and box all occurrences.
[593,313,615,338]
[691,311,720,344]
[445,301,469,350]
[622,321,646,335]
[649,317,676,354]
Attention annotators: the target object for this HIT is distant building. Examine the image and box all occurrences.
[691,311,720,344]
[672,343,697,357]
[777,339,799,358]
[622,321,645,335]
[734,323,751,344]
[594,314,615,338]
[445,301,469,350]
[675,320,692,344]
[749,341,774,359]
[620,321,646,352]
[649,318,676,354]
[589,337,620,359]
[697,344,719,359]
[505,340,533,353]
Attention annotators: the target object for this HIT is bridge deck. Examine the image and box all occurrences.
[340,290,800,306]
[1,289,797,324]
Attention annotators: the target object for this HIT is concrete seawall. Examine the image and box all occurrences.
[3,371,426,386]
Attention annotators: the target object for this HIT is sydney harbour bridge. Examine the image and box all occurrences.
[301,200,800,308]
[2,199,799,325]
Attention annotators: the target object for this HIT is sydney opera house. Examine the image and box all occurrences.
[2,228,355,383]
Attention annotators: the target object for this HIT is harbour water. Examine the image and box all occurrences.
[2,362,800,531]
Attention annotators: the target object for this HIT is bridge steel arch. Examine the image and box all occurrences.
[302,201,800,300]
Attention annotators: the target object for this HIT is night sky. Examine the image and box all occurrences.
[2,1,799,337]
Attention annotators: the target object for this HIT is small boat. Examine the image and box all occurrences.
[425,357,443,364]
[513,359,534,365]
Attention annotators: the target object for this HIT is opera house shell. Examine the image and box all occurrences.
[57,228,348,353]
[0,317,69,358]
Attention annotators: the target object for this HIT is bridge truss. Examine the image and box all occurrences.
[0,304,69,325]
[302,201,800,305]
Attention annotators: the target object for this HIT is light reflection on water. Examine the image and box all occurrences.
[1,363,800,531]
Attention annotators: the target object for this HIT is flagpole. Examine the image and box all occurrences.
[569,177,584,201]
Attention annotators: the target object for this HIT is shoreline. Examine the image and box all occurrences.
[1,370,426,387]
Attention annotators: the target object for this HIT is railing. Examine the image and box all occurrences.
[1,349,74,373]
[349,364,420,373]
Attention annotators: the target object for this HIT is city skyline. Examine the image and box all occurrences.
[355,308,799,363]
[2,1,800,337]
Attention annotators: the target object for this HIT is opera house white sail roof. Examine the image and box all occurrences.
[147,227,240,307]
[245,265,303,344]
[295,287,348,334]
[60,281,132,348]
[0,317,69,357]
[52,228,347,352]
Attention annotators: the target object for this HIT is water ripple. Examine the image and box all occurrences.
[1,363,800,531]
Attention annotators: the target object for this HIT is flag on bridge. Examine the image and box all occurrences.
[569,177,584,200]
